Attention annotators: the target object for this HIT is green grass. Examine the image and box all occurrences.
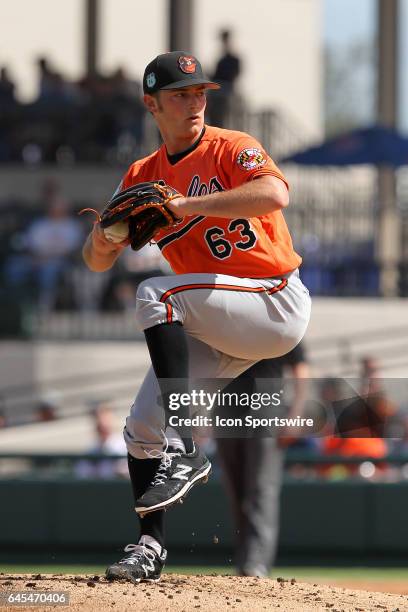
[0,566,407,580]
[270,567,408,580]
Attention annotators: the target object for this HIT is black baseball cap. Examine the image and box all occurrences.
[143,51,220,94]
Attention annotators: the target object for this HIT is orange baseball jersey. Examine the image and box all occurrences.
[120,125,302,278]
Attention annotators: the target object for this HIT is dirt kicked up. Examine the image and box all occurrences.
[1,573,407,611]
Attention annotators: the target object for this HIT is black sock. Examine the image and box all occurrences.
[128,453,165,548]
[182,437,194,454]
[144,322,193,452]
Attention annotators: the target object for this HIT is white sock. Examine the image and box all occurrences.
[138,534,162,555]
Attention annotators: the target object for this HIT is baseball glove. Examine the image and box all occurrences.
[80,181,182,250]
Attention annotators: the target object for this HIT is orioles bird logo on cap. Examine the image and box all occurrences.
[178,55,197,74]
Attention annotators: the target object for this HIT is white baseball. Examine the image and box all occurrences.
[103,220,129,243]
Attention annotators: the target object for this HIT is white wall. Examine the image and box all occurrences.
[1,0,83,101]
[99,0,166,77]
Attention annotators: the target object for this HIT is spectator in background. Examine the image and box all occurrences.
[75,402,128,479]
[110,67,141,101]
[36,57,56,102]
[36,57,58,102]
[4,180,83,312]
[0,67,16,108]
[208,29,242,128]
[359,355,398,438]
[0,59,147,162]
[360,355,381,395]
[321,436,388,480]
[320,356,397,479]
[35,56,78,109]
[110,66,145,159]
[279,345,321,478]
[213,30,241,90]
[0,67,16,161]
[35,392,60,423]
[216,342,310,577]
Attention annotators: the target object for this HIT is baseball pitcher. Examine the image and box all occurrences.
[82,51,311,583]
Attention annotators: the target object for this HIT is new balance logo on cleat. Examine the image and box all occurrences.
[106,538,167,583]
[135,443,211,516]
[172,464,193,480]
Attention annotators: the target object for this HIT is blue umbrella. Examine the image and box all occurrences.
[280,125,408,167]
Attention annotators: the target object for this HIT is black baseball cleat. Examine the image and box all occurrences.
[105,536,167,583]
[135,444,211,516]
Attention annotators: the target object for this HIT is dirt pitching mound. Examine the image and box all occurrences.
[1,573,408,611]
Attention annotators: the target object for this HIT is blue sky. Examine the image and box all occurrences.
[324,0,374,46]
[324,0,407,131]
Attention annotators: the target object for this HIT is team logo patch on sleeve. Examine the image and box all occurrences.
[237,148,267,171]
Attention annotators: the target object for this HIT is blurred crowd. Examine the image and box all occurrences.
[0,179,168,317]
[285,355,408,481]
[0,57,147,164]
[0,182,389,319]
[0,32,243,164]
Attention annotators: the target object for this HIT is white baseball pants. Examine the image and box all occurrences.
[124,269,311,458]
